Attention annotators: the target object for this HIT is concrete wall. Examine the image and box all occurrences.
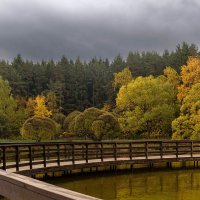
[0,170,100,200]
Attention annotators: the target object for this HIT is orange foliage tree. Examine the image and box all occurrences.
[178,57,200,102]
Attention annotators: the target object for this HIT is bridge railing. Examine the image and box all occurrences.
[0,140,200,171]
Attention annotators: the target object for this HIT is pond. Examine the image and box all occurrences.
[47,168,200,200]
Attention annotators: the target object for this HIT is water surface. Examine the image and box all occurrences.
[47,169,200,200]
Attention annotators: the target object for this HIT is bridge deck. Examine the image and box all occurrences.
[5,154,200,173]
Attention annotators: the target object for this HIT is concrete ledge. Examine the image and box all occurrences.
[0,170,100,200]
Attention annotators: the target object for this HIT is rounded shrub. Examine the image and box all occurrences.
[21,116,57,141]
[73,107,121,141]
[63,111,81,132]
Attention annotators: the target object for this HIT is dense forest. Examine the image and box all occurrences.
[0,42,199,140]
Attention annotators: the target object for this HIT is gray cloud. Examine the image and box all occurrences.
[0,0,200,61]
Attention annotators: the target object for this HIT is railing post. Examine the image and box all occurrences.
[57,144,60,166]
[129,142,132,160]
[43,145,46,168]
[85,143,88,163]
[101,143,103,162]
[32,147,35,161]
[3,146,6,170]
[64,145,67,160]
[95,144,99,159]
[176,142,178,158]
[15,146,19,171]
[145,142,148,159]
[82,146,84,159]
[160,141,163,159]
[29,146,33,170]
[191,141,193,157]
[67,145,70,160]
[114,142,117,161]
[47,146,50,160]
[72,144,75,164]
[0,148,1,164]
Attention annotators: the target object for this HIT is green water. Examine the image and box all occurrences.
[47,169,200,200]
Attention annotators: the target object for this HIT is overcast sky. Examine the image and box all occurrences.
[0,0,200,61]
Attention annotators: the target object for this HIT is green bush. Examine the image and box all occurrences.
[0,112,9,137]
[52,113,66,128]
[21,116,57,141]
[72,107,121,141]
[63,111,81,132]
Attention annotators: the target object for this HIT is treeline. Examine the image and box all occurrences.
[0,42,199,140]
[0,42,198,114]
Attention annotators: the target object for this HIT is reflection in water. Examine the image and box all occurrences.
[47,169,200,200]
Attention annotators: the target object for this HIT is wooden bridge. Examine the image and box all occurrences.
[1,140,200,176]
[1,140,200,200]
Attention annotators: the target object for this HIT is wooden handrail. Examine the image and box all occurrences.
[1,139,200,146]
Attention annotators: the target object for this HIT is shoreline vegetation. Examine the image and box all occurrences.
[0,42,200,141]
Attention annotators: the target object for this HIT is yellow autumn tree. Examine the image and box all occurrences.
[34,95,52,117]
[177,56,200,102]
[26,97,35,117]
[172,56,200,139]
[163,67,180,93]
[116,76,176,139]
[172,83,200,139]
[113,67,133,89]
